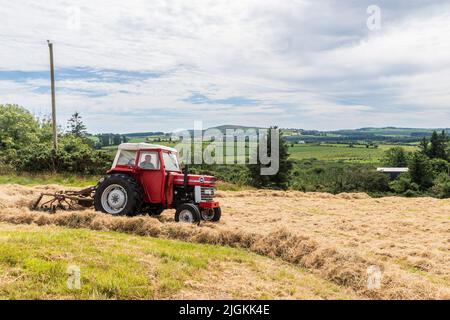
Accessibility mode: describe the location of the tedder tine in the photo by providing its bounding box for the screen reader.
[31,186,96,213]
[32,194,44,210]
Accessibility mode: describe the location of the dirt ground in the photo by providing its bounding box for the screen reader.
[0,184,448,299]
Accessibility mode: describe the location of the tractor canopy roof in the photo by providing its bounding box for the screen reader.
[118,143,177,153]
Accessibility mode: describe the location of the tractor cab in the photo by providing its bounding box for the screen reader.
[111,143,180,172]
[93,143,221,223]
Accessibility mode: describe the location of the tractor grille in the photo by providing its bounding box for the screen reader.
[201,187,215,202]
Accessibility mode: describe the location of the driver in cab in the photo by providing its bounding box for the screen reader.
[140,154,156,169]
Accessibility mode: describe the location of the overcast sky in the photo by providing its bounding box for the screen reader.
[0,0,449,133]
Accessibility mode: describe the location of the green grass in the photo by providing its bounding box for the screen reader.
[0,173,99,187]
[288,144,383,163]
[0,223,249,299]
[288,144,418,163]
[0,223,355,300]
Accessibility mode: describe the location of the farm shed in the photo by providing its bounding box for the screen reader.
[376,167,409,179]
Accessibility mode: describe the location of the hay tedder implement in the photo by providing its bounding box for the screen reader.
[32,186,95,213]
[31,143,221,223]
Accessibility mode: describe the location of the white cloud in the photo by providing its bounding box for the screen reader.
[0,0,449,132]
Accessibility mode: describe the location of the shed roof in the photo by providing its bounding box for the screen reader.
[376,167,409,173]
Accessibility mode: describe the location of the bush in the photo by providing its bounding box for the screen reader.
[382,147,409,167]
[430,158,450,176]
[313,167,325,174]
[286,160,390,194]
[11,136,112,175]
[248,128,293,190]
[389,174,420,194]
[190,164,251,187]
[356,170,390,192]
[432,173,450,198]
[330,168,390,193]
[0,104,40,151]
[408,152,434,189]
[403,189,419,197]
[0,104,114,175]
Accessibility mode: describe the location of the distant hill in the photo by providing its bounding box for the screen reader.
[124,131,165,137]
[207,125,264,132]
[284,127,450,144]
[121,126,449,144]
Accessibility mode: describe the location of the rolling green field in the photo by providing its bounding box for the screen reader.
[288,144,418,163]
[101,140,418,164]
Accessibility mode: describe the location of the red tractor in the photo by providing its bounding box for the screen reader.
[34,143,221,223]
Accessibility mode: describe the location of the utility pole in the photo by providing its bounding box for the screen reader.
[47,40,58,151]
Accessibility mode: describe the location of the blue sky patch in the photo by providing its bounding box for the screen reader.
[0,67,162,84]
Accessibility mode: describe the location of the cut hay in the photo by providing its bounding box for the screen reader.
[0,184,449,299]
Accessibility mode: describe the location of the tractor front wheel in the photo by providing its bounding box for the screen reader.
[94,174,143,216]
[175,203,201,223]
[201,207,221,222]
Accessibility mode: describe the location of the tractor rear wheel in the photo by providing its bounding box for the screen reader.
[175,203,201,223]
[94,174,143,216]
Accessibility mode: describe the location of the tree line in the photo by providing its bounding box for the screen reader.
[1,104,448,198]
[382,130,450,198]
[65,111,129,148]
[0,104,112,174]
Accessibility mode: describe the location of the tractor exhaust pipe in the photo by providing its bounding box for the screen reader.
[183,165,189,190]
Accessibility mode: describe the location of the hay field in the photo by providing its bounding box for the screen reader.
[0,223,356,299]
[0,184,448,299]
[217,190,450,299]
